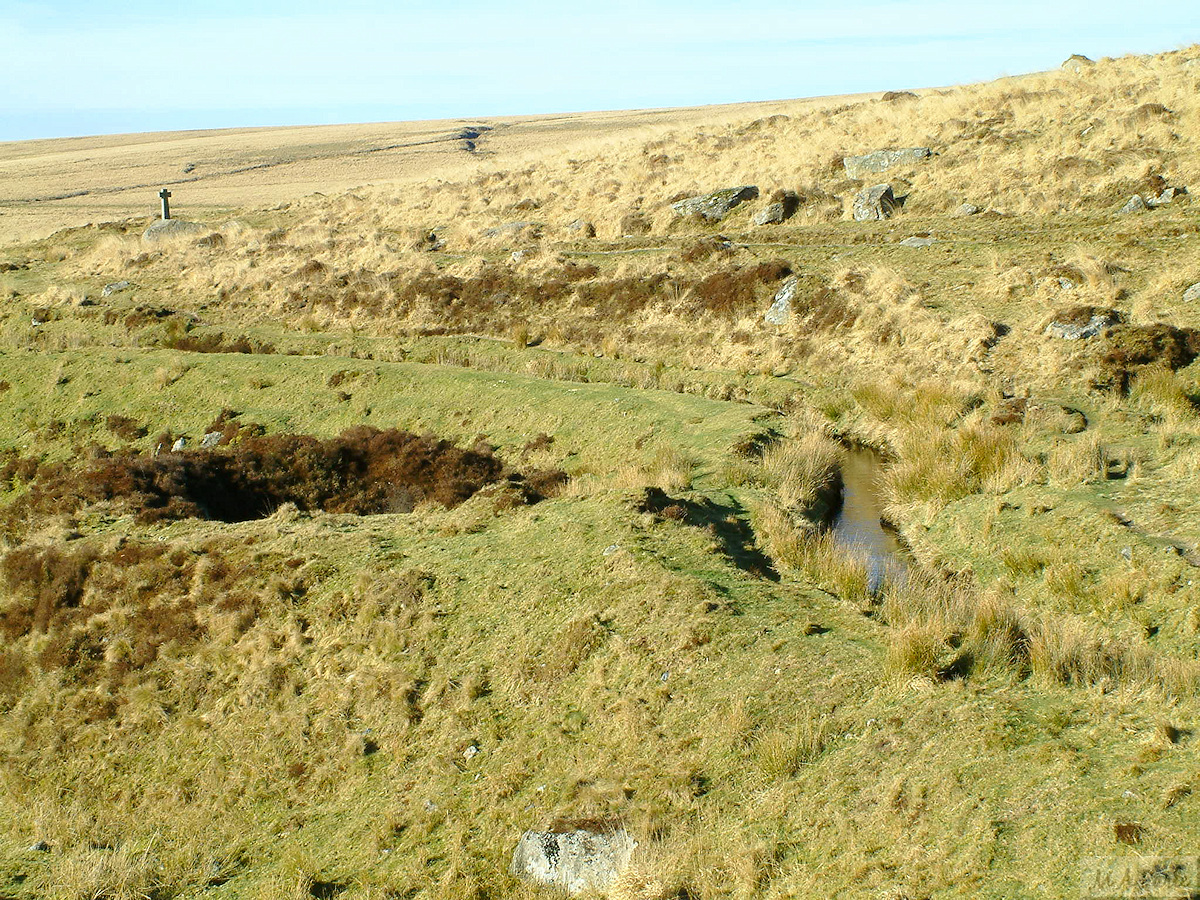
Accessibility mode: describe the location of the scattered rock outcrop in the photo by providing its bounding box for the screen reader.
[510,829,636,895]
[671,186,759,222]
[1118,186,1187,214]
[764,275,799,326]
[842,148,931,180]
[753,203,787,226]
[853,184,897,221]
[1044,306,1124,340]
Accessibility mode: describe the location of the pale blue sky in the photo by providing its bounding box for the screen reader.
[1,0,1197,141]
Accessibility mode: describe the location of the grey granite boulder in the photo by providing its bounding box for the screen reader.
[952,202,981,217]
[764,275,799,326]
[101,280,132,297]
[753,202,787,226]
[1147,186,1186,207]
[752,191,800,226]
[853,184,897,221]
[1044,306,1123,340]
[1183,282,1200,304]
[511,829,636,895]
[842,148,931,180]
[898,236,934,248]
[1117,195,1148,215]
[671,186,758,222]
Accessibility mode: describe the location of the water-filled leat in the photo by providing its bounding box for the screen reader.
[831,447,908,593]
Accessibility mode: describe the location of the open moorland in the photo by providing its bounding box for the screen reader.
[0,47,1199,900]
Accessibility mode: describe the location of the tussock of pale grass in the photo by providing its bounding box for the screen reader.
[612,442,697,492]
[887,622,955,679]
[1026,616,1154,689]
[759,431,843,515]
[1046,433,1108,486]
[46,844,162,900]
[850,377,979,429]
[749,499,871,604]
[753,712,831,778]
[882,421,1030,506]
[880,564,1200,692]
[1130,366,1198,422]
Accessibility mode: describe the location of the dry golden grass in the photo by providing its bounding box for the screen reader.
[759,430,843,516]
[3,43,1200,900]
[0,92,871,244]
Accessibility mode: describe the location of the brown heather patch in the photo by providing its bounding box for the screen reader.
[281,258,791,332]
[0,538,277,689]
[104,414,148,442]
[690,260,792,316]
[5,427,564,528]
[0,544,99,636]
[0,450,41,486]
[1095,324,1200,392]
[158,330,277,355]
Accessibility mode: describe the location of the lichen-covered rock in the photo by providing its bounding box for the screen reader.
[842,148,931,180]
[1147,186,1186,207]
[898,236,934,248]
[1183,282,1200,304]
[671,186,759,222]
[952,202,981,217]
[101,280,132,297]
[852,184,897,221]
[753,202,787,226]
[1044,306,1124,340]
[753,191,800,225]
[1117,195,1148,215]
[510,829,636,895]
[764,275,799,326]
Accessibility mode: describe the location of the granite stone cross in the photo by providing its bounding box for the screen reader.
[159,188,172,220]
